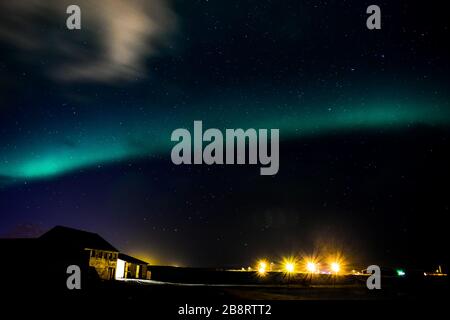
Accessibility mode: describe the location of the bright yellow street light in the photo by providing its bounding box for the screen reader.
[284,262,295,274]
[306,261,317,273]
[331,262,340,273]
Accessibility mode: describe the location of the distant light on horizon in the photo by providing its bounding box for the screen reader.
[331,262,340,273]
[257,260,267,276]
[396,269,406,277]
[285,263,294,273]
[306,261,317,273]
[283,258,296,274]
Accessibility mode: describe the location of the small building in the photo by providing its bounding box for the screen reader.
[0,225,150,287]
[39,226,120,280]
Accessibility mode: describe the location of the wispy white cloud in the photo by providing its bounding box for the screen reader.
[0,0,177,82]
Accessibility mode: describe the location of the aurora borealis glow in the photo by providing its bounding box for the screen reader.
[2,94,449,180]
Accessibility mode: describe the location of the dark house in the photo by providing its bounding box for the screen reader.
[0,226,149,291]
[39,226,120,280]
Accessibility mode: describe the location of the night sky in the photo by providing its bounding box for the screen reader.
[1,1,449,269]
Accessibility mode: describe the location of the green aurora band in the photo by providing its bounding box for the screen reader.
[1,99,449,181]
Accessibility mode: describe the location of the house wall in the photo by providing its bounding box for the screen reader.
[123,262,149,279]
[142,264,151,279]
[87,249,118,280]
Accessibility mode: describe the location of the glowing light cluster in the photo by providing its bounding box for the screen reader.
[255,253,347,275]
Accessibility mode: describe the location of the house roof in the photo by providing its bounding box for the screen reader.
[39,226,119,252]
[118,253,148,265]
